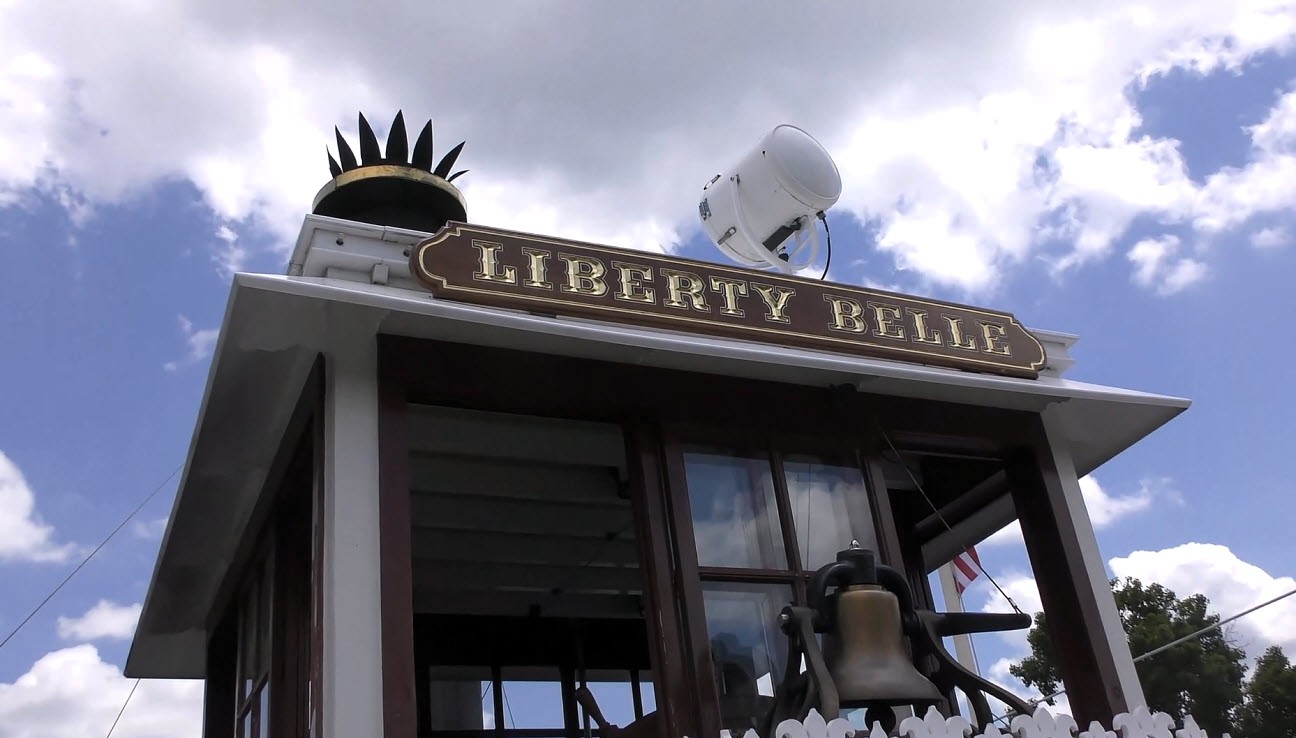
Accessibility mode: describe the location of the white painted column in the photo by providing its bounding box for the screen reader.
[321,308,385,738]
[937,564,979,673]
[1039,403,1146,710]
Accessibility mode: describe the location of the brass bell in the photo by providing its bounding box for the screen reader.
[823,582,944,710]
[811,542,944,722]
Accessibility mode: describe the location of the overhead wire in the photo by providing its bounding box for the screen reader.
[875,422,1023,614]
[0,461,180,736]
[977,583,1296,730]
[0,463,182,652]
[1016,583,1296,714]
[104,678,141,738]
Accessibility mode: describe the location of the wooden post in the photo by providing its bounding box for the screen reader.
[378,338,417,738]
[1005,412,1145,727]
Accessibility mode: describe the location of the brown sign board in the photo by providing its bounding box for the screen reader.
[409,223,1047,378]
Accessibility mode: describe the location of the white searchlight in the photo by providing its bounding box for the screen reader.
[698,124,841,274]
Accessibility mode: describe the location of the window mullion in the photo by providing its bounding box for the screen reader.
[767,445,804,579]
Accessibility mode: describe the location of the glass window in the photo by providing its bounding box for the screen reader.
[783,456,877,571]
[238,586,257,700]
[679,442,880,735]
[500,672,565,729]
[425,676,490,731]
[683,449,786,570]
[582,678,638,727]
[701,582,794,735]
[259,688,271,738]
[235,557,272,738]
[638,675,657,716]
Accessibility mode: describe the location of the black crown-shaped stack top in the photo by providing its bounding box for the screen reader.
[312,111,469,233]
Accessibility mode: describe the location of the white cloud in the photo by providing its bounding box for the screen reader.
[985,656,1074,715]
[213,224,248,276]
[1195,86,1296,234]
[0,2,1293,292]
[1250,225,1290,249]
[984,475,1170,548]
[0,645,201,738]
[56,601,143,642]
[163,315,219,373]
[1109,542,1296,656]
[1127,235,1209,295]
[0,451,77,564]
[980,573,1045,620]
[131,516,168,540]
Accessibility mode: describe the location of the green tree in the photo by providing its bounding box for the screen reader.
[1009,578,1246,737]
[1236,645,1296,738]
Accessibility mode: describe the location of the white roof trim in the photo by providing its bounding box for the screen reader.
[244,271,1187,415]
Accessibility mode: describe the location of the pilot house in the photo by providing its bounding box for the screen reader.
[125,113,1190,738]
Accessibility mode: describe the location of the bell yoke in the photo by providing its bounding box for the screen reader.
[770,542,1035,734]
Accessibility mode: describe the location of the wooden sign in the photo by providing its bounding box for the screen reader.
[409,223,1047,378]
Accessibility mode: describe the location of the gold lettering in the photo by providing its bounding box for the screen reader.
[979,321,1011,356]
[908,309,943,345]
[868,302,905,340]
[709,276,749,317]
[752,284,795,323]
[661,269,709,311]
[558,254,608,296]
[825,295,868,333]
[613,261,655,304]
[944,316,979,351]
[472,240,517,284]
[521,247,552,289]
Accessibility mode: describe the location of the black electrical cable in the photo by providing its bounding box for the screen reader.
[817,212,832,281]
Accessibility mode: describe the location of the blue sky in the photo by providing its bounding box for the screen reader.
[3,3,1296,736]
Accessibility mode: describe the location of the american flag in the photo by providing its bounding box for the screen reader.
[952,546,981,597]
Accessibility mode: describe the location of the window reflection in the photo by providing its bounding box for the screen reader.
[683,450,786,569]
[783,456,877,571]
[701,582,793,735]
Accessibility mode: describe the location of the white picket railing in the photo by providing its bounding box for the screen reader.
[698,706,1230,738]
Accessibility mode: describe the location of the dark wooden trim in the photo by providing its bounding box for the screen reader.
[630,670,644,720]
[492,665,505,738]
[386,338,1038,450]
[271,431,314,738]
[379,337,419,738]
[423,730,591,738]
[659,426,723,738]
[912,470,1008,541]
[310,359,326,738]
[1005,435,1129,727]
[413,615,650,669]
[768,448,805,577]
[696,567,800,583]
[415,661,432,737]
[560,665,580,738]
[862,450,907,570]
[203,608,237,738]
[624,422,695,738]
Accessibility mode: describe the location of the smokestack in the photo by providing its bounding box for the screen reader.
[312,111,468,233]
